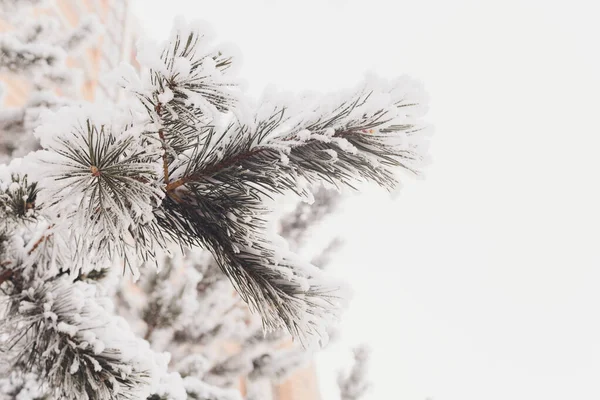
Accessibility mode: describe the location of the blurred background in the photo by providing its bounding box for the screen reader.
[2,1,600,400]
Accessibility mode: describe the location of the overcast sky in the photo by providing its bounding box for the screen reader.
[131,1,600,399]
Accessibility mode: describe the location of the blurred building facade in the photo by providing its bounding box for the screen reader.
[0,1,321,399]
[273,363,322,400]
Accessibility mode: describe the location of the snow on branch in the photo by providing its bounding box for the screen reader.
[0,371,47,400]
[338,345,371,400]
[0,91,71,164]
[0,6,101,165]
[146,373,243,400]
[0,11,438,400]
[31,106,166,274]
[248,347,313,383]
[0,278,167,400]
[152,74,428,342]
[1,16,430,351]
[279,186,341,248]
[59,15,103,54]
[14,16,60,45]
[0,34,65,75]
[183,376,242,400]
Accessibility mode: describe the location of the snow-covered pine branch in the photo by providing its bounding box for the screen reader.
[119,187,349,396]
[147,370,243,400]
[1,13,430,398]
[279,186,341,250]
[0,34,65,75]
[59,15,103,54]
[149,74,428,341]
[0,278,167,399]
[0,371,47,400]
[311,237,345,269]
[248,347,314,383]
[0,91,71,165]
[338,345,371,400]
[3,18,429,341]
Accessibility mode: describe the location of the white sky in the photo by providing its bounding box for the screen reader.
[131,1,600,399]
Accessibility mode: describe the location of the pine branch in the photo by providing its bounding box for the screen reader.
[32,110,165,271]
[0,175,39,219]
[0,14,433,400]
[338,345,371,400]
[311,237,345,269]
[2,17,429,357]
[184,376,242,400]
[155,191,342,343]
[15,16,59,44]
[0,34,64,74]
[58,15,102,54]
[166,148,264,192]
[1,278,159,400]
[77,267,111,282]
[279,187,341,248]
[248,347,312,383]
[150,80,427,340]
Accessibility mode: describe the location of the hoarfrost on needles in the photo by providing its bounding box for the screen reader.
[0,10,430,399]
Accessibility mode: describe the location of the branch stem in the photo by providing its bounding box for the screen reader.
[155,102,171,186]
[0,269,13,285]
[159,128,170,185]
[164,130,355,192]
[166,148,264,191]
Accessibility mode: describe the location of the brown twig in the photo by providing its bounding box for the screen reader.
[144,323,155,341]
[166,148,264,192]
[159,129,170,184]
[0,269,13,285]
[27,225,55,256]
[155,103,171,186]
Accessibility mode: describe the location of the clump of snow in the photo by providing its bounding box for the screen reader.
[57,321,78,337]
[184,376,243,400]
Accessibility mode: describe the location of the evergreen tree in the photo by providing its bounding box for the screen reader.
[0,8,430,400]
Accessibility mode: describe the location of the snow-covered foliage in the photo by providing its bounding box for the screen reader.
[0,34,65,75]
[0,91,72,165]
[0,10,430,400]
[0,372,47,400]
[0,4,100,163]
[338,346,371,400]
[183,376,242,400]
[0,0,48,19]
[0,278,167,400]
[110,186,351,398]
[60,15,104,54]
